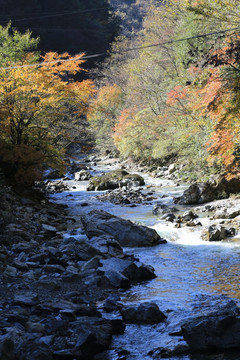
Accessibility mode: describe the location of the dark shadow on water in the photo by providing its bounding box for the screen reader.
[190,350,240,360]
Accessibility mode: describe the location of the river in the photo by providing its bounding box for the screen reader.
[50,158,240,360]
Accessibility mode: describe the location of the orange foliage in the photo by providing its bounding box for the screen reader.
[166,85,188,106]
[0,52,95,185]
[113,107,136,144]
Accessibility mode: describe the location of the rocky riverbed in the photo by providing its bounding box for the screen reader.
[1,156,240,360]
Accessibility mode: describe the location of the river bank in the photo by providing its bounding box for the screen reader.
[1,155,240,359]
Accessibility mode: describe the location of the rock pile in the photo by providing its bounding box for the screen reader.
[96,187,156,205]
[0,186,167,359]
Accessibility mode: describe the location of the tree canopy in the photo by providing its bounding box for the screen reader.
[88,0,240,180]
[0,24,95,185]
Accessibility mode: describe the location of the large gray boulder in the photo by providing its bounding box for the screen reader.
[176,176,240,205]
[201,225,227,242]
[81,210,165,247]
[182,300,240,351]
[87,169,145,191]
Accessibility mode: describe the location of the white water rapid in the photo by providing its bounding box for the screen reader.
[50,159,240,360]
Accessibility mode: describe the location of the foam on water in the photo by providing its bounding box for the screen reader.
[49,160,240,360]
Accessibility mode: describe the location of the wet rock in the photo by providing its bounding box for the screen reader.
[152,204,170,215]
[226,227,237,237]
[94,348,129,360]
[148,344,190,358]
[87,169,145,191]
[87,236,124,258]
[100,258,156,285]
[180,210,198,222]
[100,269,130,288]
[103,294,122,312]
[71,317,113,356]
[121,302,166,324]
[201,225,227,241]
[81,210,164,247]
[161,213,176,222]
[45,180,70,193]
[181,300,240,352]
[175,176,240,205]
[75,169,92,181]
[96,187,156,205]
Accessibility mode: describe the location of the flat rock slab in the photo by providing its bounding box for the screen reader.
[81,209,164,247]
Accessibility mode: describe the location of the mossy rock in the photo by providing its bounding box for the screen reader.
[87,169,145,191]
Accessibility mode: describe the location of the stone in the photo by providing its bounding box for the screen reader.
[121,302,166,324]
[161,213,176,222]
[201,225,227,241]
[4,265,17,277]
[175,176,240,205]
[182,300,240,352]
[75,169,92,181]
[20,341,53,360]
[13,293,38,306]
[180,210,198,222]
[81,256,100,272]
[0,333,15,360]
[100,269,130,288]
[148,344,189,358]
[96,187,156,205]
[42,224,57,232]
[87,169,145,191]
[71,318,113,357]
[81,210,164,247]
[103,294,122,312]
[152,204,170,215]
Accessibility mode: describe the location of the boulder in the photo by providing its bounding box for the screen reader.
[201,225,227,241]
[182,300,240,352]
[152,204,170,215]
[161,213,176,222]
[176,176,240,205]
[88,236,124,258]
[214,207,240,219]
[99,258,156,282]
[179,210,198,222]
[121,302,166,324]
[86,169,145,191]
[75,169,92,181]
[81,210,164,247]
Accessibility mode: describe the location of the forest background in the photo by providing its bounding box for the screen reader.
[0,0,240,185]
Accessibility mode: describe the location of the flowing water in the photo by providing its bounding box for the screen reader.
[51,160,240,360]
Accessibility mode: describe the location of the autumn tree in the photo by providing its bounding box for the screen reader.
[0,25,95,185]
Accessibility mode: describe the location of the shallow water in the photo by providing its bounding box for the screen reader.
[51,162,240,360]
